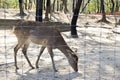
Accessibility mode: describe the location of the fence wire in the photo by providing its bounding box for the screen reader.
[0,8,120,80]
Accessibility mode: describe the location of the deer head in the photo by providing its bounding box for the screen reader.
[67,49,78,72]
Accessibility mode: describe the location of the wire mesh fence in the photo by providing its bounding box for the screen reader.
[0,8,120,80]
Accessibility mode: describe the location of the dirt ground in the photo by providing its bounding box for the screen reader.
[0,9,120,80]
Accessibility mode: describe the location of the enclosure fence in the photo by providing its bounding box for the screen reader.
[0,7,120,80]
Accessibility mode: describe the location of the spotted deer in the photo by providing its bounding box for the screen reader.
[13,21,78,72]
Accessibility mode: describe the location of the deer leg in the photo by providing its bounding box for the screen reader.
[22,42,35,69]
[47,47,57,72]
[36,46,45,68]
[14,42,24,69]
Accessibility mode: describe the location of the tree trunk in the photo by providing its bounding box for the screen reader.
[101,0,106,20]
[28,0,33,10]
[24,0,28,10]
[52,0,56,12]
[19,0,26,16]
[110,0,115,13]
[115,0,119,12]
[45,0,51,21]
[57,0,60,11]
[71,0,83,38]
[97,0,110,23]
[43,0,46,10]
[72,0,75,12]
[63,0,68,13]
[81,0,91,13]
[96,0,100,13]
[60,0,63,11]
[36,0,43,22]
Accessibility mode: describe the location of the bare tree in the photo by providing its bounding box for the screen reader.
[52,0,55,11]
[24,0,33,10]
[110,0,115,13]
[62,0,68,13]
[18,0,26,16]
[36,0,43,21]
[43,0,46,10]
[45,0,51,21]
[71,0,83,38]
[97,0,110,23]
[72,0,76,12]
[81,0,91,13]
[115,0,119,12]
[96,0,100,13]
[51,0,68,13]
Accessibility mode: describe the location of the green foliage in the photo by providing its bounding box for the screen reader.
[0,0,119,13]
[83,0,118,13]
[86,0,97,13]
[0,0,19,8]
